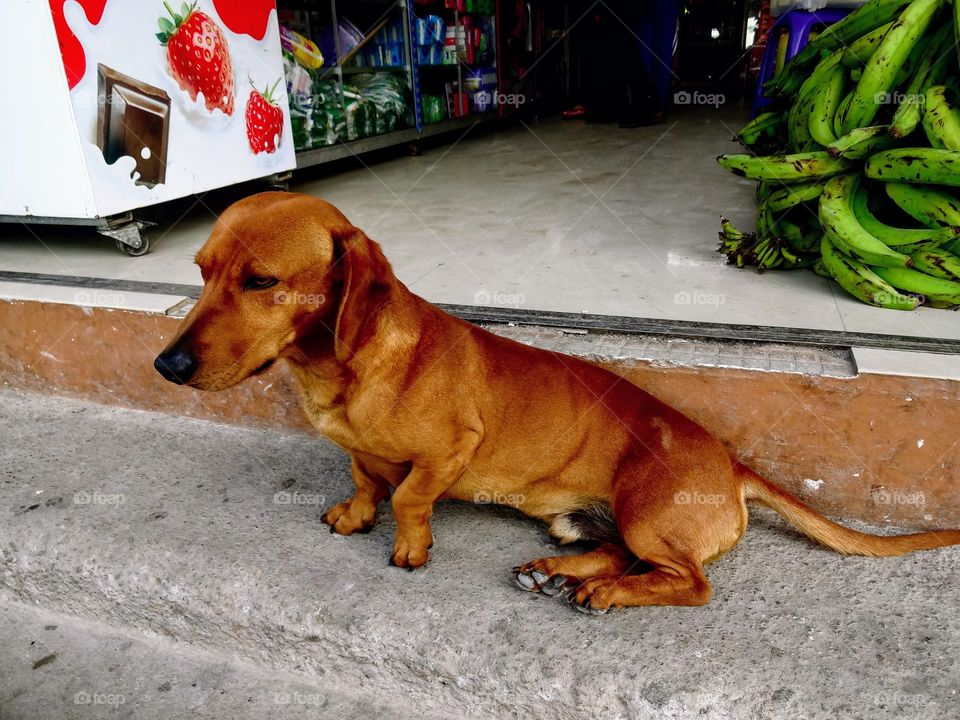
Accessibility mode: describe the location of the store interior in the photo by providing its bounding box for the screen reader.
[2,0,958,379]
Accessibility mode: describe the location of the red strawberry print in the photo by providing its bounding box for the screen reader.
[157,1,234,115]
[245,80,284,154]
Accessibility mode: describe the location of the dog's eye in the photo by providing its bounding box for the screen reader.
[243,275,279,291]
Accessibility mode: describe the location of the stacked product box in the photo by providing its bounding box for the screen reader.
[463,0,495,12]
[351,19,407,68]
[446,84,470,118]
[446,0,495,12]
[445,16,495,65]
[463,67,497,113]
[422,94,446,124]
[414,14,448,65]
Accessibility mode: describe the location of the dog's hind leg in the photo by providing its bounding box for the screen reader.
[565,551,712,614]
[561,441,750,613]
[322,455,391,535]
[513,543,638,597]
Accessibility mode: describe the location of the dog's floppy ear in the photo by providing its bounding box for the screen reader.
[331,226,394,362]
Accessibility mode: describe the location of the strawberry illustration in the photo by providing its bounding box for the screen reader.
[157,2,234,115]
[245,80,284,154]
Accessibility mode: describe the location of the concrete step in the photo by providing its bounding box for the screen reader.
[0,600,431,720]
[1,389,958,720]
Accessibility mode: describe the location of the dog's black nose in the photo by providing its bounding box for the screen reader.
[154,347,198,385]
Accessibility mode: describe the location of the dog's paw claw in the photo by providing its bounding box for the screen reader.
[515,571,537,591]
[540,574,567,597]
[514,570,567,596]
[569,595,608,616]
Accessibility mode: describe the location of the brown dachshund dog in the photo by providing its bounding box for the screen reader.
[155,192,960,613]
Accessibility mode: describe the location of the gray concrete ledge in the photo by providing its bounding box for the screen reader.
[1,390,957,720]
[482,324,855,377]
[0,600,433,720]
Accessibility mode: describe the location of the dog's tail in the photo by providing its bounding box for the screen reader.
[737,465,960,557]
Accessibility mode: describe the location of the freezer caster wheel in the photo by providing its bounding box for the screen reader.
[116,233,150,256]
[266,171,292,191]
[98,220,153,257]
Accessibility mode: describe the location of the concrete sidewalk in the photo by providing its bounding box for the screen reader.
[0,600,431,720]
[0,389,957,719]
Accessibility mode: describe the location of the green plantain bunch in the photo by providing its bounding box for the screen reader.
[716,0,960,310]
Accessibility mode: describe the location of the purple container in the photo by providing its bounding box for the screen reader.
[316,18,365,65]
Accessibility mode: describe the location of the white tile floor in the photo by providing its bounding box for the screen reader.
[0,109,957,377]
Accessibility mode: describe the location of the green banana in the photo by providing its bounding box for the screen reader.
[719,216,745,239]
[765,52,822,100]
[865,148,960,186]
[884,182,960,226]
[813,257,832,278]
[757,238,785,271]
[781,250,817,269]
[756,196,776,239]
[717,152,854,182]
[834,90,854,138]
[780,217,821,253]
[807,0,914,51]
[767,0,915,99]
[910,247,960,280]
[736,111,785,148]
[819,173,912,268]
[788,82,820,151]
[925,128,947,148]
[841,22,894,67]
[786,50,848,150]
[718,217,761,268]
[842,0,945,135]
[943,237,960,255]
[892,22,934,87]
[820,234,918,309]
[719,204,812,272]
[873,265,960,304]
[809,64,847,146]
[922,85,960,150]
[955,0,960,81]
[827,125,897,159]
[890,94,926,138]
[765,181,826,213]
[851,183,960,251]
[889,22,954,138]
[879,227,960,253]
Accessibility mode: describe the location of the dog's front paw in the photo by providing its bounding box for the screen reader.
[389,533,431,570]
[321,499,377,535]
[568,577,613,615]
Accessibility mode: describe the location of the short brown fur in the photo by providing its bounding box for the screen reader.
[156,193,960,612]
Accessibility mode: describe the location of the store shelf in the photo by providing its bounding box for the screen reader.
[280,0,500,172]
[294,127,421,167]
[293,115,492,169]
[419,115,480,137]
[337,65,409,75]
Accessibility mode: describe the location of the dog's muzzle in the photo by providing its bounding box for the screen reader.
[154,346,198,385]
